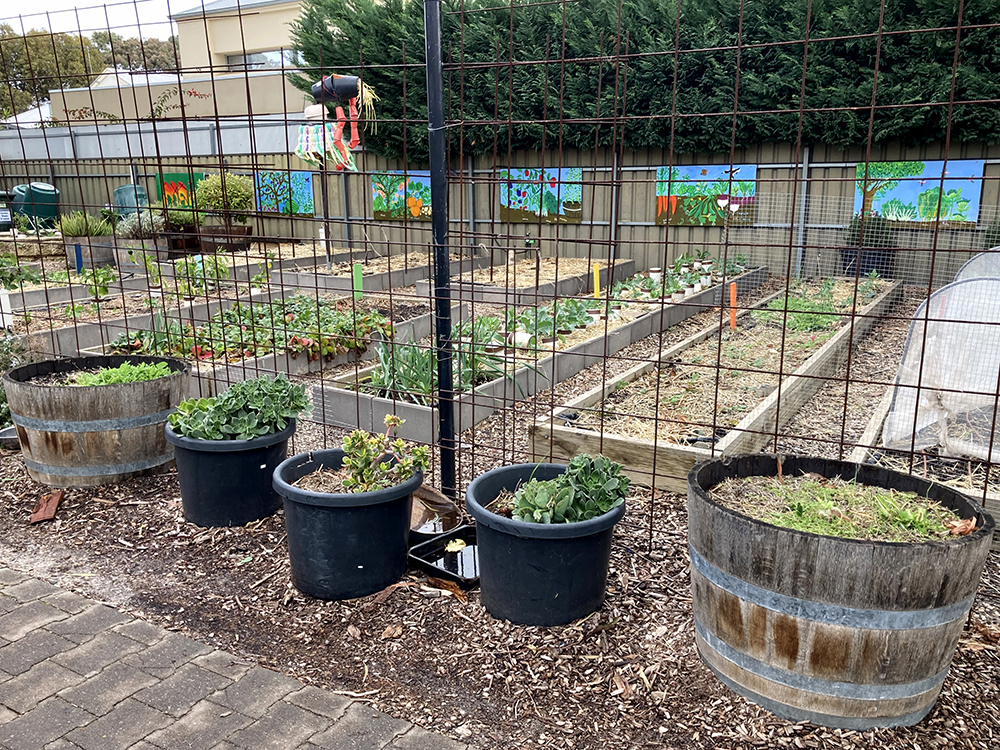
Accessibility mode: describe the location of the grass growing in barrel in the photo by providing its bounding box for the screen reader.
[711,473,973,543]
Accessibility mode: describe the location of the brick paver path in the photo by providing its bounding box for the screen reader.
[0,568,469,750]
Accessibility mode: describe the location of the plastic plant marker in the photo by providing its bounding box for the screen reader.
[75,244,83,274]
[730,282,737,329]
[593,263,600,299]
[353,262,363,300]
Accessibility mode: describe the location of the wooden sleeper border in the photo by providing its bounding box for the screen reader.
[529,280,904,494]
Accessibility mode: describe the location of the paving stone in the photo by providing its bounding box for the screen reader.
[0,629,76,676]
[309,703,410,750]
[66,698,172,750]
[209,666,302,718]
[0,707,14,726]
[3,580,62,604]
[390,726,468,750]
[122,633,211,679]
[58,662,158,716]
[286,686,351,721]
[43,741,83,750]
[0,599,18,618]
[134,663,232,718]
[190,651,253,680]
[0,697,94,750]
[226,698,331,750]
[0,571,28,587]
[54,632,144,678]
[39,593,90,616]
[124,744,160,750]
[0,601,69,641]
[144,700,251,749]
[111,620,164,647]
[0,661,84,714]
[47,605,131,644]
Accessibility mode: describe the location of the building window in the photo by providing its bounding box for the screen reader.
[227,50,296,71]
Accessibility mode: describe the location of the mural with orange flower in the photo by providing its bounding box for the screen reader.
[371,171,432,221]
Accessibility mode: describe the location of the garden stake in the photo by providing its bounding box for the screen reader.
[593,263,600,299]
[730,282,737,329]
[352,262,363,300]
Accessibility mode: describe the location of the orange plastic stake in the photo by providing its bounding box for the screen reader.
[729,282,737,329]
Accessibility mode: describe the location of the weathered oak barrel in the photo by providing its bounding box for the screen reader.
[3,356,191,487]
[687,454,995,729]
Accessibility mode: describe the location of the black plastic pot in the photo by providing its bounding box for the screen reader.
[840,246,896,278]
[165,420,295,527]
[311,75,360,103]
[466,463,626,626]
[273,449,422,600]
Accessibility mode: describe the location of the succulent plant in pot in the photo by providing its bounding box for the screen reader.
[466,453,630,625]
[273,414,430,600]
[165,374,310,527]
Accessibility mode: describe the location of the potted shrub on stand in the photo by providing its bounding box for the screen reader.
[157,202,204,257]
[687,453,995,729]
[165,374,310,527]
[273,414,429,600]
[197,172,254,254]
[465,453,630,625]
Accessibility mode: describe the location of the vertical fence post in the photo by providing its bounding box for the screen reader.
[423,0,457,498]
[793,144,811,278]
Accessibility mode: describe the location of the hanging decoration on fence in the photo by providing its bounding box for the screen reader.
[655,165,757,226]
[853,159,984,227]
[255,171,315,216]
[157,172,206,207]
[371,171,432,221]
[295,99,360,171]
[499,167,583,224]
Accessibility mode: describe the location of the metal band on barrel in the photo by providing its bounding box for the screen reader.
[23,453,174,477]
[12,408,176,433]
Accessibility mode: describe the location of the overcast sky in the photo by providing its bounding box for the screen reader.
[1,0,196,39]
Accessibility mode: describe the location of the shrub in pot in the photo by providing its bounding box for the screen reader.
[116,210,166,271]
[154,201,204,256]
[165,374,310,527]
[58,211,116,268]
[273,414,429,600]
[687,453,995,729]
[466,453,629,626]
[197,172,254,253]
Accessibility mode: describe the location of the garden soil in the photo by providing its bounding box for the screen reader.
[0,282,997,750]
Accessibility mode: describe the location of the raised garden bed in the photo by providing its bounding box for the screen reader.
[311,268,770,442]
[529,278,903,492]
[277,250,494,295]
[414,257,635,304]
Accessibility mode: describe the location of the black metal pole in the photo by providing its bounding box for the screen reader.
[423,0,456,498]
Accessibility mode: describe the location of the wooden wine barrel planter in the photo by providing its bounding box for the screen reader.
[3,356,191,488]
[687,454,995,729]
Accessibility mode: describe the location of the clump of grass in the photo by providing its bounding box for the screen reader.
[712,473,970,543]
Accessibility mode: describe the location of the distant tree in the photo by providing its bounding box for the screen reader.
[0,24,102,114]
[91,32,180,72]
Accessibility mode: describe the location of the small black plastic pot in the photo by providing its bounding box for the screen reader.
[165,420,295,527]
[311,75,360,103]
[466,463,626,626]
[273,449,422,600]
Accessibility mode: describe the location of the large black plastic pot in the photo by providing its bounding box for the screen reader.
[688,454,995,729]
[273,449,422,600]
[165,420,295,527]
[466,463,626,626]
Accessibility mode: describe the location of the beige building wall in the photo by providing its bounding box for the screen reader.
[175,1,303,73]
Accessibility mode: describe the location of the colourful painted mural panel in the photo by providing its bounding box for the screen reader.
[499,167,583,224]
[853,160,984,226]
[371,171,432,221]
[157,172,205,208]
[255,171,315,216]
[654,165,757,226]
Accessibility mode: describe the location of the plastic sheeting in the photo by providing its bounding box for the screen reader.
[882,278,1000,461]
[953,249,1000,282]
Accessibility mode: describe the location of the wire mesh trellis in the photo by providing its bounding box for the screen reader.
[1,0,999,745]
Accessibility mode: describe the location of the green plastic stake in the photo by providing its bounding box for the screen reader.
[352,262,363,300]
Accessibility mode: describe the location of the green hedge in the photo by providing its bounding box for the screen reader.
[290,0,1000,163]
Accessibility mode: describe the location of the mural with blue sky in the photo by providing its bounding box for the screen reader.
[853,160,985,224]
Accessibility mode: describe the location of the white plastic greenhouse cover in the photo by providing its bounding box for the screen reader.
[953,248,1000,282]
[882,278,1000,461]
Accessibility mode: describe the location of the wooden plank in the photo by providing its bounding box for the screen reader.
[718,281,903,454]
[847,384,896,464]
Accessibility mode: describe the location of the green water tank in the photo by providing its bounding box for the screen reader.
[12,182,60,228]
